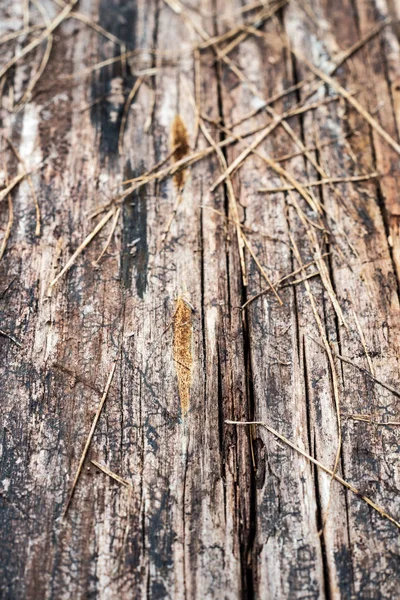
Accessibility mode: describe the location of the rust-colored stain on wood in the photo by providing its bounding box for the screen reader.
[171,114,190,190]
[173,297,193,416]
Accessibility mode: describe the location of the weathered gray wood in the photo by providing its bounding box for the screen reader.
[0,0,399,598]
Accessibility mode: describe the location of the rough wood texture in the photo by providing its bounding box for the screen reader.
[0,0,399,598]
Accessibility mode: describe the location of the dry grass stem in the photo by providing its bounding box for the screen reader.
[0,172,28,204]
[196,0,286,50]
[119,76,145,155]
[94,207,121,265]
[287,188,347,328]
[118,95,344,199]
[210,122,321,214]
[16,34,53,110]
[52,0,127,45]
[308,336,400,398]
[0,0,78,81]
[226,420,400,529]
[50,208,115,287]
[5,136,41,235]
[242,254,329,309]
[0,24,44,46]
[199,120,248,287]
[259,173,379,193]
[91,459,131,488]
[290,232,343,495]
[353,310,375,376]
[294,50,400,157]
[63,361,117,516]
[58,49,139,82]
[342,413,400,426]
[241,233,283,304]
[0,328,21,347]
[0,194,13,261]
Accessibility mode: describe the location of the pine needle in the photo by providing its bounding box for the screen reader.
[63,361,117,517]
[94,207,121,266]
[4,136,41,235]
[226,420,400,529]
[0,0,78,81]
[0,193,13,261]
[308,335,400,398]
[242,254,329,309]
[0,172,28,203]
[353,309,375,376]
[293,49,400,157]
[0,329,21,347]
[118,76,145,155]
[50,208,115,287]
[91,459,131,488]
[259,173,380,193]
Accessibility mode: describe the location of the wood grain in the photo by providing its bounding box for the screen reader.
[0,0,399,598]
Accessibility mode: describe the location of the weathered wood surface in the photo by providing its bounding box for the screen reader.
[0,0,400,598]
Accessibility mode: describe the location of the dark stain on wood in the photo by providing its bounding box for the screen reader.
[121,161,148,296]
[91,0,137,159]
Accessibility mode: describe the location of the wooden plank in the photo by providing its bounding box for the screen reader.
[215,4,327,598]
[287,1,400,597]
[216,0,400,597]
[0,0,399,598]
